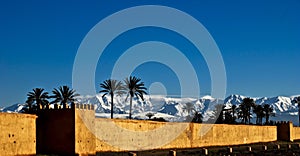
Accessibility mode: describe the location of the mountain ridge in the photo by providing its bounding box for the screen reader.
[2,94,300,123]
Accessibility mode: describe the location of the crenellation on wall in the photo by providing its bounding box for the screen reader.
[276,121,293,141]
[3,107,300,155]
[34,109,294,155]
[74,103,94,110]
[36,105,96,155]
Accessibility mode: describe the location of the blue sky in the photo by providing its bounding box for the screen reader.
[0,1,299,106]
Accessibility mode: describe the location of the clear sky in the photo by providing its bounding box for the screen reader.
[0,0,299,107]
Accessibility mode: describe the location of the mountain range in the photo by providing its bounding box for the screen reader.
[2,94,300,124]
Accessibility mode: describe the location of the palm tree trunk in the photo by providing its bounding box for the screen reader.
[129,96,132,119]
[248,110,250,124]
[111,94,114,119]
[37,100,41,111]
[266,114,269,124]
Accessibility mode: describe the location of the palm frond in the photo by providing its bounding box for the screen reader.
[124,76,147,119]
[50,85,79,106]
[26,88,49,111]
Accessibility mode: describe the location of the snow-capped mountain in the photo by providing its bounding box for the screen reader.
[223,94,298,113]
[2,103,26,113]
[77,94,219,121]
[75,94,300,124]
[224,94,246,105]
[2,94,300,124]
[223,94,300,124]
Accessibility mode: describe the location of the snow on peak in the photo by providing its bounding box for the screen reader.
[224,94,246,105]
[201,95,214,100]
[2,94,300,123]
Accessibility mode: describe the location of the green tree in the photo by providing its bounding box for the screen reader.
[26,88,49,111]
[100,79,125,119]
[124,76,147,119]
[51,86,79,109]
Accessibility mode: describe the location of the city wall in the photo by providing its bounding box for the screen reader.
[2,105,300,155]
[94,118,277,152]
[276,121,300,142]
[293,127,300,141]
[75,106,96,155]
[36,109,75,155]
[37,104,96,155]
[0,113,36,155]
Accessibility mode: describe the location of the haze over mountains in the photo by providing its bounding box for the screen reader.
[2,94,300,124]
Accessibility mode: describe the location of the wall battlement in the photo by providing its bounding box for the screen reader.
[42,102,95,110]
[75,103,95,110]
[276,121,300,142]
[2,108,300,155]
[36,103,96,155]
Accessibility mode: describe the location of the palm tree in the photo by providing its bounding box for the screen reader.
[124,76,147,119]
[21,98,35,114]
[214,104,225,124]
[26,88,49,111]
[231,105,237,121]
[237,104,247,124]
[292,96,300,126]
[253,104,264,125]
[238,98,255,124]
[192,111,203,123]
[100,79,125,119]
[263,104,274,125]
[51,86,79,109]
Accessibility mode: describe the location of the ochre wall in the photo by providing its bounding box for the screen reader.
[293,127,300,140]
[36,107,97,156]
[95,118,170,152]
[0,113,36,155]
[292,126,300,141]
[190,124,276,147]
[94,118,277,152]
[75,109,96,155]
[0,109,294,155]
